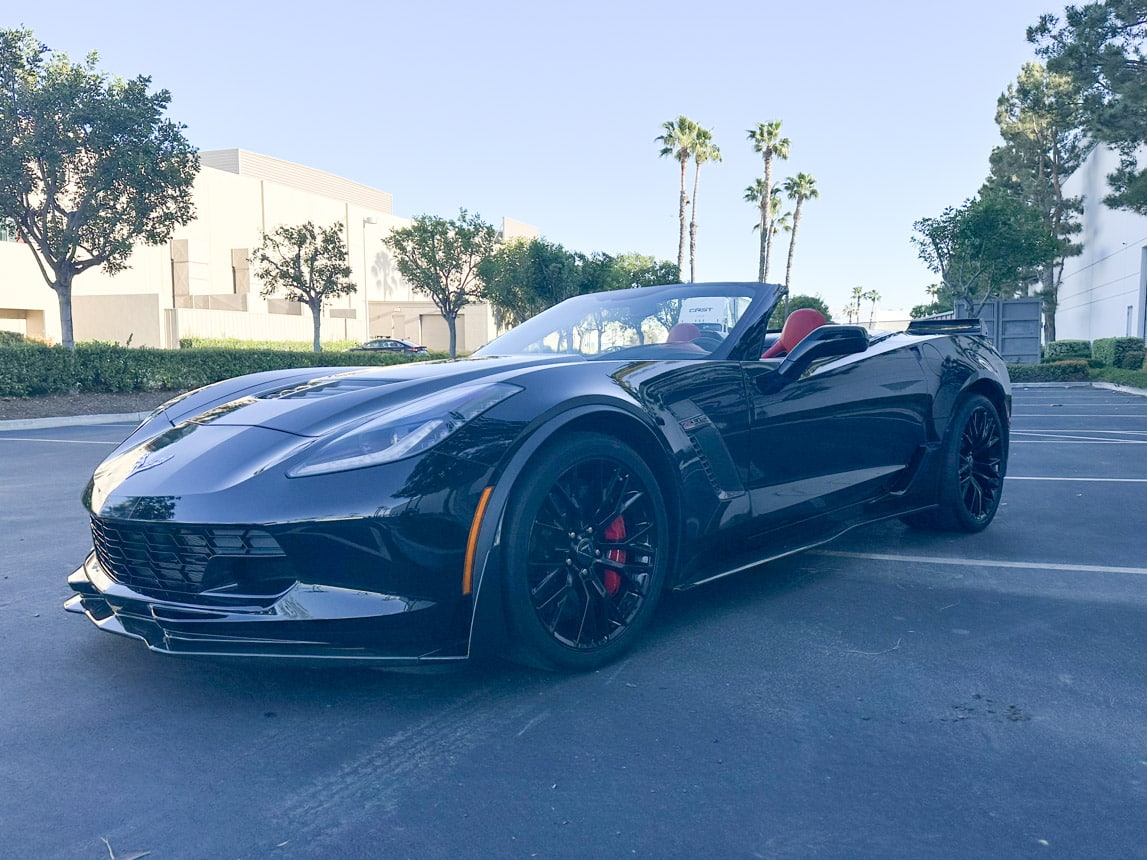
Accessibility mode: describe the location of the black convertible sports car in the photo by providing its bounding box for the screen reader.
[66,282,1010,670]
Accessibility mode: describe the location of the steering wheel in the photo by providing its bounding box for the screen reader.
[691,333,725,352]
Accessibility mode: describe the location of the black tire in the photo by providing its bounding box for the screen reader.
[502,432,669,671]
[906,393,1006,532]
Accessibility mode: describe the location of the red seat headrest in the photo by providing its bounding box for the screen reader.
[761,308,827,359]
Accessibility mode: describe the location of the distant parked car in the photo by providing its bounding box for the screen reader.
[351,337,429,355]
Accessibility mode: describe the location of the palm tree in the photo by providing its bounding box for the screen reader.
[849,286,864,324]
[781,172,819,290]
[743,186,787,282]
[747,121,790,281]
[863,289,881,327]
[688,126,721,282]
[657,116,700,277]
[765,192,788,282]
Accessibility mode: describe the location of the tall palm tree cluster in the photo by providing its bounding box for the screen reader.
[657,117,819,289]
[656,116,721,283]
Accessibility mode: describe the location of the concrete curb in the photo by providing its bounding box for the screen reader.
[0,411,153,431]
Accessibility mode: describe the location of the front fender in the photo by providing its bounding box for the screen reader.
[464,403,677,659]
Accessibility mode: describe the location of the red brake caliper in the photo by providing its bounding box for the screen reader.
[603,516,626,596]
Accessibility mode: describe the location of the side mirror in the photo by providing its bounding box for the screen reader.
[777,325,868,381]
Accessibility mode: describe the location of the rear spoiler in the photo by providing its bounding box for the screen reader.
[905,318,983,336]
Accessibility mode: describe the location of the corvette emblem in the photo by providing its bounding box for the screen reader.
[128,451,174,476]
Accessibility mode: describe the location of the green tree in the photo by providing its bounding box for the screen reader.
[1030,1,1147,212]
[478,239,624,328]
[746,120,790,281]
[478,238,577,328]
[768,293,833,328]
[687,126,721,282]
[985,61,1086,342]
[912,191,1058,315]
[612,252,680,288]
[0,28,198,348]
[781,173,819,290]
[910,284,952,319]
[251,221,355,352]
[383,209,498,357]
[656,116,700,275]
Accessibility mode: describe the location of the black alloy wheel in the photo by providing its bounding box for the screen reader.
[503,433,669,671]
[956,398,1005,524]
[906,393,1006,532]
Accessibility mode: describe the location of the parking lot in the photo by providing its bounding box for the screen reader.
[1,384,1144,859]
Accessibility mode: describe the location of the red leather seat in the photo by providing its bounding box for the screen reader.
[761,308,826,359]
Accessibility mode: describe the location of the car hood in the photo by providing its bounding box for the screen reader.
[158,353,581,438]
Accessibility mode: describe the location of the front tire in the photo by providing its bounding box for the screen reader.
[502,433,669,671]
[908,393,1006,532]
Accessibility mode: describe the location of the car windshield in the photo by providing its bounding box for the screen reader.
[475,282,773,359]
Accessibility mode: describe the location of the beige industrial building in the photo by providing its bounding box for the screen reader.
[0,149,537,351]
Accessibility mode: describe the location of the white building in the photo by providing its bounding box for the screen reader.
[1057,145,1147,342]
[0,149,537,351]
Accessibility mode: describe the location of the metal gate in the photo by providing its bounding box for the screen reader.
[955,298,1042,365]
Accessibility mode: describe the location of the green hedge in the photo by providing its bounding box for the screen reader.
[1007,360,1091,382]
[1092,337,1145,370]
[0,344,432,397]
[179,336,364,352]
[1044,340,1091,361]
[1093,365,1147,389]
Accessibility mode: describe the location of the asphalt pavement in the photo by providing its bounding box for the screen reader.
[1,383,1144,859]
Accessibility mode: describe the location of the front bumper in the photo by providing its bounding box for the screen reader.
[65,551,470,664]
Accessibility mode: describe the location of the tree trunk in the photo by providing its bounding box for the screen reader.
[784,203,803,290]
[310,301,323,352]
[1041,268,1057,343]
[762,155,774,281]
[677,160,688,278]
[689,164,702,283]
[757,198,768,282]
[447,313,458,359]
[54,267,75,349]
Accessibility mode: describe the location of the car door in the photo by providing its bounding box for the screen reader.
[741,336,932,530]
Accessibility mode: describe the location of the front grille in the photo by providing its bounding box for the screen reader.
[91,517,288,598]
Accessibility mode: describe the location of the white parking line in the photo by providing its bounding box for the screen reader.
[1007,476,1147,482]
[1013,415,1147,419]
[1012,429,1147,435]
[815,550,1147,576]
[1012,438,1147,444]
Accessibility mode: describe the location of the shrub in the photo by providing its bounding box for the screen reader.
[1093,365,1147,389]
[0,344,433,397]
[1043,340,1091,361]
[1007,360,1090,382]
[0,331,27,347]
[178,336,363,352]
[1092,337,1145,370]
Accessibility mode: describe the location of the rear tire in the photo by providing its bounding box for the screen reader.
[502,433,669,671]
[906,393,1006,532]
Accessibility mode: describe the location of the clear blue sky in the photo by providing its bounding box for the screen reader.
[26,0,1063,316]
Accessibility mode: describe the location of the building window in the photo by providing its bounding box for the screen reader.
[0,219,19,243]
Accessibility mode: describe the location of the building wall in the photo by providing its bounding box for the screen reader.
[1057,146,1147,341]
[0,149,534,351]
